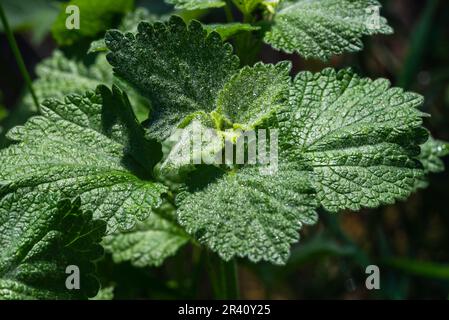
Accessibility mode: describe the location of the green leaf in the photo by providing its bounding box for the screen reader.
[0,197,106,300]
[278,68,428,212]
[105,16,240,139]
[216,61,291,128]
[25,50,150,122]
[415,137,449,189]
[165,0,226,10]
[103,203,189,267]
[160,59,291,176]
[265,0,393,60]
[90,286,114,300]
[419,137,449,174]
[0,86,166,233]
[204,23,260,40]
[177,163,318,265]
[51,0,134,46]
[159,114,224,176]
[25,51,113,111]
[88,39,109,54]
[119,7,164,32]
[88,7,165,54]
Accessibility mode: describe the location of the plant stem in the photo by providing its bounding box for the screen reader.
[206,252,221,298]
[223,258,239,299]
[0,3,39,112]
[206,252,240,299]
[230,2,261,66]
[224,0,235,22]
[189,245,204,297]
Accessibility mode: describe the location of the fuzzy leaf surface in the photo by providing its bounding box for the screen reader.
[103,204,189,267]
[216,61,291,128]
[105,16,240,139]
[419,137,449,174]
[165,0,225,10]
[278,68,427,212]
[177,164,318,265]
[25,51,112,110]
[265,0,393,60]
[415,137,449,189]
[0,86,165,233]
[0,198,105,299]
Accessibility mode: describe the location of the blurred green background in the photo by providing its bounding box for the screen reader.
[0,0,448,299]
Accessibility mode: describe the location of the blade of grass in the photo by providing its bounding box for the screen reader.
[384,258,449,280]
[0,3,39,112]
[397,0,439,89]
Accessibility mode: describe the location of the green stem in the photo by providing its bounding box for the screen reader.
[231,3,261,66]
[206,252,240,299]
[206,253,221,298]
[223,258,239,299]
[224,0,235,22]
[0,3,39,112]
[235,31,262,66]
[189,245,204,297]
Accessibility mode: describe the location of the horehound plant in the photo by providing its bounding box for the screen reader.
[0,0,448,299]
